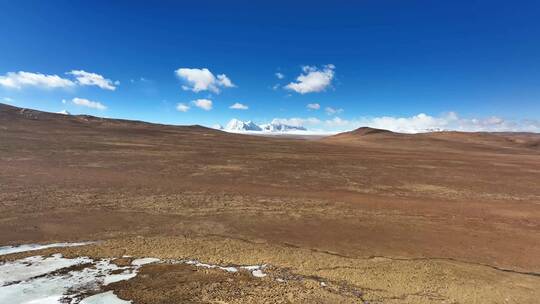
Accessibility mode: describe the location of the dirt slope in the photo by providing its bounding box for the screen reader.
[325,126,540,153]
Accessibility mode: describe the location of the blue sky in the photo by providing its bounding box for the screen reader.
[1,1,539,132]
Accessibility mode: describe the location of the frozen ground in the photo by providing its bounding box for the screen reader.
[0,242,269,304]
[79,291,131,304]
[0,254,138,304]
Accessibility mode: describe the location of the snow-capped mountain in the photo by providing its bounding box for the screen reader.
[57,110,71,115]
[260,119,307,132]
[226,119,262,131]
[225,118,310,133]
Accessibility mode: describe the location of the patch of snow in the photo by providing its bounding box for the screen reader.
[102,269,137,286]
[0,254,92,285]
[26,295,63,304]
[0,241,273,303]
[185,260,238,273]
[0,241,95,256]
[57,110,71,115]
[251,269,266,278]
[184,260,272,276]
[241,264,267,278]
[131,258,160,266]
[241,265,260,271]
[0,255,138,304]
[220,266,238,273]
[80,291,131,304]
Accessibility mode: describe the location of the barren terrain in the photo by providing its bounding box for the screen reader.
[1,103,539,303]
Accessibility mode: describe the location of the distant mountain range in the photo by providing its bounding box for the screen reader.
[224,119,307,133]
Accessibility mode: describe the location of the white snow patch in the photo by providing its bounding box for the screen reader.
[80,291,131,304]
[0,254,92,285]
[185,260,238,273]
[185,260,270,276]
[0,241,273,303]
[251,269,267,278]
[220,266,238,273]
[240,264,267,278]
[0,242,95,256]
[131,258,160,266]
[0,255,138,304]
[102,269,137,286]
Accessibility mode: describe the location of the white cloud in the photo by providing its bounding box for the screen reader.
[324,112,540,133]
[306,103,320,110]
[67,70,118,90]
[191,98,213,111]
[0,70,119,91]
[175,68,235,94]
[325,106,343,115]
[324,116,351,127]
[275,72,285,79]
[71,97,107,110]
[229,102,248,110]
[1,97,14,103]
[266,112,540,133]
[362,113,453,133]
[0,71,75,89]
[271,117,321,127]
[217,74,234,88]
[176,103,190,112]
[285,64,335,94]
[130,77,149,83]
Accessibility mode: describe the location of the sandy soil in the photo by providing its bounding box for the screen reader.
[1,103,539,303]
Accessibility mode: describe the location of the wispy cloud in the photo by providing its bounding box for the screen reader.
[325,113,540,133]
[266,112,540,133]
[0,70,118,91]
[285,64,335,94]
[360,112,530,133]
[176,103,190,112]
[175,68,235,94]
[0,71,75,89]
[191,98,213,111]
[275,72,285,79]
[325,106,343,115]
[67,70,118,90]
[270,117,321,127]
[229,102,248,110]
[306,103,320,110]
[130,77,150,83]
[71,97,107,110]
